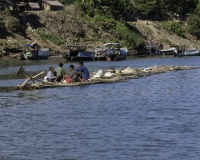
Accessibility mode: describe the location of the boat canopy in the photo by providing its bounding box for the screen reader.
[145,45,155,49]
[24,41,37,47]
[104,43,120,48]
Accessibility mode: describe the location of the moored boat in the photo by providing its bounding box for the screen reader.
[94,43,128,61]
[62,45,95,61]
[62,43,128,61]
[175,48,200,56]
[160,46,178,55]
[20,42,50,60]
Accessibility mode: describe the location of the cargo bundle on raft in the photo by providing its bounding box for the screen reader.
[15,65,198,90]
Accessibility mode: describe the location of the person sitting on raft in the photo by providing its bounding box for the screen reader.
[55,62,65,82]
[69,64,80,82]
[75,61,90,82]
[46,66,57,82]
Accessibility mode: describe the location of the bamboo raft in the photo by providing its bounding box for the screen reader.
[15,65,198,90]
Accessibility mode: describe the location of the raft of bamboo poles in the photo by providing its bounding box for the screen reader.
[15,65,198,90]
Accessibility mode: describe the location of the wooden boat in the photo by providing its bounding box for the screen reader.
[135,44,164,56]
[160,46,178,55]
[62,43,128,61]
[20,42,50,60]
[94,43,128,61]
[175,49,200,56]
[143,45,161,56]
[62,45,95,61]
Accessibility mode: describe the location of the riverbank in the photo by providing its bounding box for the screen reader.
[0,52,64,60]
[0,50,138,61]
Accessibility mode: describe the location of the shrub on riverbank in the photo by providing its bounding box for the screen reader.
[36,28,64,45]
[161,21,185,38]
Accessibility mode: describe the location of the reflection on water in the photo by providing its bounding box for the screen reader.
[1,56,200,159]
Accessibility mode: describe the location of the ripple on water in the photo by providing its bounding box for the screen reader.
[1,58,200,159]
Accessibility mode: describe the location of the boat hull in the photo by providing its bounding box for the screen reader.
[63,56,95,61]
[20,56,49,60]
[20,48,50,60]
[94,47,128,61]
[63,51,95,61]
[160,47,177,55]
[176,49,200,56]
[63,50,127,61]
[95,55,127,61]
[63,55,127,61]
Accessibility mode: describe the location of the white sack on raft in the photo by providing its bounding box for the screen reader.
[44,76,48,82]
[62,80,67,83]
[93,70,104,78]
[104,72,115,77]
[121,67,134,74]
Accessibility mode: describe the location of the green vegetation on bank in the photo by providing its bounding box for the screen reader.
[36,28,64,46]
[70,0,200,48]
[81,13,144,50]
[74,0,144,49]
[0,17,5,36]
[1,8,21,33]
[161,21,185,38]
[1,0,200,51]
[134,0,198,19]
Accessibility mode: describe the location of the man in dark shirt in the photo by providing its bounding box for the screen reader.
[75,61,90,82]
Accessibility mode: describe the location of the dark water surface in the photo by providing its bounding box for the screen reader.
[1,56,200,160]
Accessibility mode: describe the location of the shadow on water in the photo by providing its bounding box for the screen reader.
[0,87,16,92]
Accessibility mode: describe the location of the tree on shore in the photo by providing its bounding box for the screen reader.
[134,0,198,19]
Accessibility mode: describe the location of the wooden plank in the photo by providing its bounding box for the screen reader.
[32,71,45,78]
[15,66,25,76]
[21,77,31,86]
[32,77,52,85]
[21,71,45,86]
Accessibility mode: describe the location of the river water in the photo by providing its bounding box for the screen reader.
[1,56,200,160]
